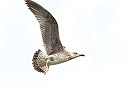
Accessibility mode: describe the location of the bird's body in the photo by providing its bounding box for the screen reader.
[25,0,85,74]
[34,50,73,67]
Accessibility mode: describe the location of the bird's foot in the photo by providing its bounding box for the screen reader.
[42,66,49,75]
[42,60,49,75]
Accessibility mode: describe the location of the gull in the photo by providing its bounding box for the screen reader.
[25,0,85,75]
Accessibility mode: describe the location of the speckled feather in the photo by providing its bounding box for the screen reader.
[25,0,85,74]
[25,0,63,55]
[32,49,44,73]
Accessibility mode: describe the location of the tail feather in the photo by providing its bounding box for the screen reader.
[32,49,44,73]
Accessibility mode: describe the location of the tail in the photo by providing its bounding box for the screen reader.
[32,49,44,73]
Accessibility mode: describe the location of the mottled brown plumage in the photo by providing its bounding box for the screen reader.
[32,49,44,73]
[26,0,63,55]
[25,0,85,74]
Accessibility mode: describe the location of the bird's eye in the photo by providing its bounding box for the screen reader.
[73,52,78,54]
[67,55,70,57]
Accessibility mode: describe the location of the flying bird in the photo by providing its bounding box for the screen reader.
[25,0,85,75]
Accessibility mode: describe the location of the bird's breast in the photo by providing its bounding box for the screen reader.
[48,57,67,65]
[48,54,69,65]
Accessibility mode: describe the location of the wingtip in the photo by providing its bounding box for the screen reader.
[24,0,32,2]
[25,0,31,1]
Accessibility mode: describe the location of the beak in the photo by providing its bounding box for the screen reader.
[79,54,85,56]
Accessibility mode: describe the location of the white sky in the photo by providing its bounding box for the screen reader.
[0,0,130,87]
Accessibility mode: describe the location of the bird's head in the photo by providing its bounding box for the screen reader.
[69,52,85,59]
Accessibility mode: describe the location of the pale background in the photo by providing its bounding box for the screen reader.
[0,0,130,87]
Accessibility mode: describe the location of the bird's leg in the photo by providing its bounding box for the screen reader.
[44,66,49,75]
[42,60,49,75]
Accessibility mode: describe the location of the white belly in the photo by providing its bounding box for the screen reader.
[37,51,69,67]
[48,57,66,65]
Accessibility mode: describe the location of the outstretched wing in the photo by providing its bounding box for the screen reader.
[25,0,64,55]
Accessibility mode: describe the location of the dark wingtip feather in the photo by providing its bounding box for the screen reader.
[25,0,31,2]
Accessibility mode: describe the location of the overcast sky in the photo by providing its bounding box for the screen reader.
[0,0,130,87]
